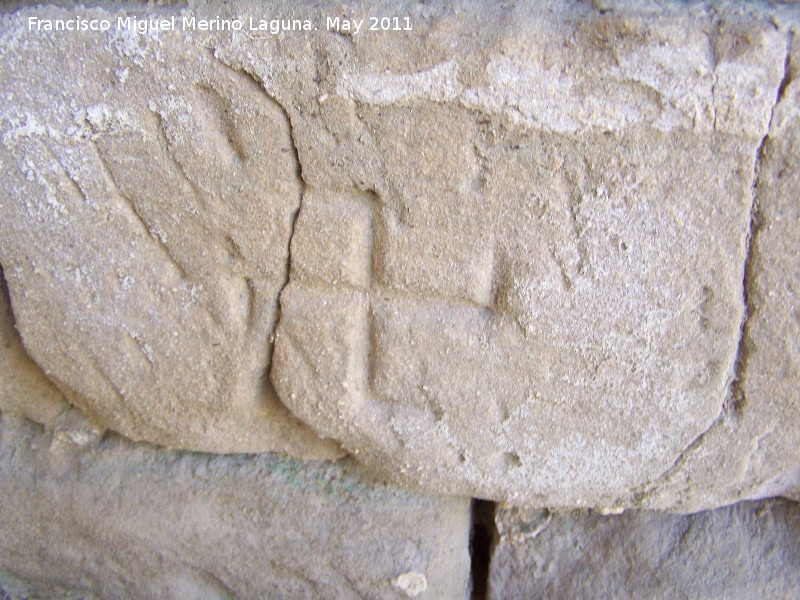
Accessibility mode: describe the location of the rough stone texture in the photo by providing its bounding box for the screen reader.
[0,413,471,599]
[0,5,342,457]
[263,0,795,506]
[632,32,800,512]
[0,266,70,426]
[0,0,799,508]
[489,500,800,599]
[3,265,107,450]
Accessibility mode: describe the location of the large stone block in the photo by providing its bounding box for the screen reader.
[0,413,471,599]
[489,500,800,599]
[0,5,341,457]
[265,0,796,506]
[1,0,799,508]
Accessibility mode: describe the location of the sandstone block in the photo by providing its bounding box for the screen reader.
[266,0,794,506]
[2,0,800,508]
[631,34,800,512]
[0,413,471,599]
[489,500,800,599]
[0,5,341,457]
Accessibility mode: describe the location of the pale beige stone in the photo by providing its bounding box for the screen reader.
[267,2,791,505]
[0,5,342,457]
[0,413,471,599]
[2,266,106,446]
[2,0,800,508]
[632,35,800,512]
[489,500,800,599]
[0,266,69,426]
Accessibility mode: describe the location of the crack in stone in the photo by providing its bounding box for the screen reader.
[705,28,718,132]
[630,35,793,508]
[729,31,792,416]
[256,94,306,393]
[469,499,497,600]
[275,112,307,304]
[208,55,309,410]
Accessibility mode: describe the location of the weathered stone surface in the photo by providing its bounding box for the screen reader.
[3,267,105,450]
[489,500,800,599]
[0,5,342,457]
[0,266,69,426]
[0,413,471,599]
[631,34,800,512]
[1,0,800,508]
[264,0,795,506]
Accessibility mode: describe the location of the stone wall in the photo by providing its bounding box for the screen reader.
[1,0,799,597]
